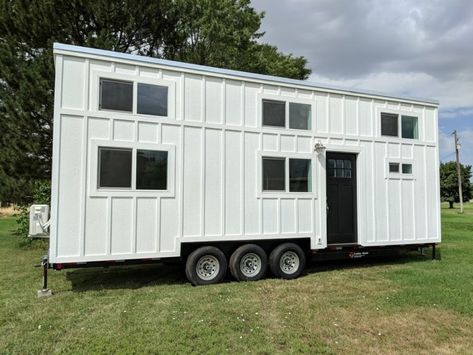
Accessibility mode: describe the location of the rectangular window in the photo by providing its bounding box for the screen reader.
[402,163,413,174]
[137,83,168,116]
[401,115,418,139]
[327,159,352,178]
[262,158,285,191]
[289,103,311,130]
[98,147,132,188]
[99,79,133,112]
[289,159,311,192]
[262,99,285,127]
[136,150,168,190]
[381,112,398,137]
[389,162,400,173]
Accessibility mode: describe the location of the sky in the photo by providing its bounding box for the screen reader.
[252,0,473,167]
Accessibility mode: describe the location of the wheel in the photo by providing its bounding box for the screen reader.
[229,244,267,281]
[269,243,306,279]
[185,246,227,286]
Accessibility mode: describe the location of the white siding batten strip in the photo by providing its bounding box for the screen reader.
[201,127,206,237]
[80,116,89,257]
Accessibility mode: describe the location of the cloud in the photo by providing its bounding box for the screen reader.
[252,0,473,108]
[440,107,473,120]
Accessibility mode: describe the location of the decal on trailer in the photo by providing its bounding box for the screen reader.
[348,251,369,259]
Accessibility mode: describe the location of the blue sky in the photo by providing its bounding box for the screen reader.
[252,0,473,168]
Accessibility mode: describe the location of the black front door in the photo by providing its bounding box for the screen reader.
[326,152,357,244]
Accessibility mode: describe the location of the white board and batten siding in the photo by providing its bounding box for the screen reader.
[50,44,441,264]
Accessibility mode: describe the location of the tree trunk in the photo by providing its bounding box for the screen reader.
[448,201,454,209]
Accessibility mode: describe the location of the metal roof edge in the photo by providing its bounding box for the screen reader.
[53,43,440,106]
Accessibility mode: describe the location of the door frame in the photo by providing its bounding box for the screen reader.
[325,150,359,246]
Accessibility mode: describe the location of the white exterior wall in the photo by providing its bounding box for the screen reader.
[50,47,441,263]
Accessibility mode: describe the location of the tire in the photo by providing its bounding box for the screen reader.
[185,246,227,286]
[269,243,306,279]
[229,244,268,281]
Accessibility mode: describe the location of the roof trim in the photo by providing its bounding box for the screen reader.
[53,43,439,106]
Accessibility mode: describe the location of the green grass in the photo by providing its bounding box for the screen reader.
[1,204,473,354]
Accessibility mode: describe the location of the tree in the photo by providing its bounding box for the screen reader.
[440,161,472,208]
[0,0,311,204]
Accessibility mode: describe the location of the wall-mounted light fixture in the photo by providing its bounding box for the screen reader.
[314,141,326,153]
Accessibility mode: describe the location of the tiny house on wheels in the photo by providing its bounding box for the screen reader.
[32,43,441,287]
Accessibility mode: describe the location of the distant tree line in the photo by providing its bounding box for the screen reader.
[0,0,311,204]
[440,161,472,208]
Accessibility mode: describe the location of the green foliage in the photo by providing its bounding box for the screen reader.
[15,180,51,246]
[440,161,472,208]
[0,0,311,204]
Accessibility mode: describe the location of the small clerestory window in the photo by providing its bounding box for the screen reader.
[137,83,168,116]
[99,78,169,117]
[381,112,419,139]
[99,79,133,112]
[388,162,413,175]
[263,99,311,130]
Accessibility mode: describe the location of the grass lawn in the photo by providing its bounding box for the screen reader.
[1,204,472,354]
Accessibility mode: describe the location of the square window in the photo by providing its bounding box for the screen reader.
[99,79,133,112]
[290,159,311,192]
[327,159,335,177]
[402,163,413,174]
[98,147,132,188]
[381,112,398,137]
[289,103,311,130]
[263,100,285,127]
[389,162,400,173]
[137,83,168,116]
[136,150,168,190]
[262,158,285,191]
[401,116,418,139]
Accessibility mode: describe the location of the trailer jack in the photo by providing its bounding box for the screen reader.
[37,255,52,297]
[432,243,441,261]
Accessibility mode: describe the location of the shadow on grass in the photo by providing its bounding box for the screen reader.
[65,261,187,292]
[305,250,434,275]
[65,250,434,292]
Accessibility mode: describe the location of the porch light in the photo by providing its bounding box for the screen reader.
[314,141,326,153]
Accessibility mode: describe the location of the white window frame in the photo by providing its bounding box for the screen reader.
[378,107,420,141]
[89,139,176,197]
[91,70,176,120]
[99,78,134,113]
[97,146,133,189]
[257,151,317,198]
[385,158,415,180]
[258,93,315,132]
[400,115,419,140]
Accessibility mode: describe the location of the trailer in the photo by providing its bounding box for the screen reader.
[34,43,441,287]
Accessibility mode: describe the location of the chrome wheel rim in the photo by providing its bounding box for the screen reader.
[279,251,299,275]
[196,255,220,280]
[239,253,262,277]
